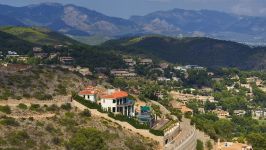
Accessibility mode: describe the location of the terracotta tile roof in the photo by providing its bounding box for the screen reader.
[79,89,96,95]
[100,91,128,99]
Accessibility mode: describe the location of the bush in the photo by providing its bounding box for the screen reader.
[66,128,107,150]
[46,104,59,111]
[55,84,67,95]
[108,113,149,129]
[45,124,57,133]
[61,103,72,111]
[7,130,35,148]
[52,137,61,145]
[17,103,28,110]
[0,117,19,126]
[125,137,146,150]
[29,104,41,111]
[80,109,91,117]
[73,95,103,112]
[149,129,164,136]
[0,105,11,114]
[196,139,204,150]
[33,92,52,100]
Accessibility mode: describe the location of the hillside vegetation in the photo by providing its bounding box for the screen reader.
[0,26,125,69]
[0,66,88,100]
[0,31,35,53]
[0,105,157,149]
[103,36,266,70]
[0,26,78,46]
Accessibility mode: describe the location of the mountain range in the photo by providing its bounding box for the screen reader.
[0,3,266,45]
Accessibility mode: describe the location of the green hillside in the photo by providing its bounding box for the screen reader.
[0,26,79,46]
[0,30,35,54]
[103,36,266,70]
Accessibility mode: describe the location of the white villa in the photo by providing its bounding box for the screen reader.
[100,89,135,117]
[79,86,97,102]
[79,87,135,117]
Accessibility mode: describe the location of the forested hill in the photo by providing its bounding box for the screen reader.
[0,30,35,54]
[0,26,79,46]
[0,26,125,69]
[103,36,266,70]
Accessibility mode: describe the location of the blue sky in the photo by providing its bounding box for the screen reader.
[1,0,266,18]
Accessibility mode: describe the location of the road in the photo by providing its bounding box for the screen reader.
[165,117,197,150]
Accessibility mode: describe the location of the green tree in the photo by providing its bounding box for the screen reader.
[196,139,204,150]
[0,105,11,114]
[66,128,107,150]
[206,140,213,150]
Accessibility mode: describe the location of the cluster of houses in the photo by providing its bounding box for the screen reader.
[33,47,75,65]
[0,46,75,66]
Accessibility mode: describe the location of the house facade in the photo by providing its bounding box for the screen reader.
[100,89,135,117]
[79,87,135,117]
[78,86,97,102]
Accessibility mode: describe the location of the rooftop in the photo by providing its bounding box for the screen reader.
[100,90,128,99]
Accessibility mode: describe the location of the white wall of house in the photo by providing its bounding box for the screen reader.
[100,98,135,116]
[80,94,96,102]
[101,98,117,111]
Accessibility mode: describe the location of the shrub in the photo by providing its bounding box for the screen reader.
[149,129,164,136]
[46,104,59,112]
[0,105,11,114]
[52,137,61,145]
[45,124,56,133]
[55,84,67,95]
[7,130,35,148]
[73,95,103,112]
[125,137,146,150]
[196,139,204,150]
[0,117,19,126]
[108,113,149,129]
[66,128,107,150]
[80,109,91,117]
[29,104,41,112]
[61,103,72,111]
[17,103,28,110]
[33,92,52,100]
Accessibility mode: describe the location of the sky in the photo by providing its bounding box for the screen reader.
[0,0,266,18]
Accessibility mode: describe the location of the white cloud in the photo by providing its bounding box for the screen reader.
[231,0,266,16]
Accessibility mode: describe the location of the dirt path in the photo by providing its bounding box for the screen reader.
[71,100,164,149]
[0,96,71,107]
[7,113,55,120]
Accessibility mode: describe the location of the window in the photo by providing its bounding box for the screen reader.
[113,100,116,103]
[112,107,116,112]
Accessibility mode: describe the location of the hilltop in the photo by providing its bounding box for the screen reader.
[0,26,125,69]
[103,36,266,70]
[0,30,34,54]
[0,26,79,46]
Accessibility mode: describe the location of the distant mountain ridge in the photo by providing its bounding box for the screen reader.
[102,36,266,70]
[0,3,139,36]
[0,3,266,44]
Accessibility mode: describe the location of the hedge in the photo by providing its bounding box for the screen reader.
[73,95,104,113]
[108,113,149,129]
[149,129,164,136]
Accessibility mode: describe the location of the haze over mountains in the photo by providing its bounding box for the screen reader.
[0,2,266,45]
